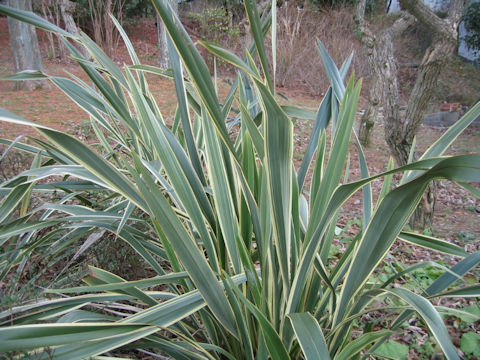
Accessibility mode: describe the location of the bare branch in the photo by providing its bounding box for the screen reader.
[447,0,466,22]
[446,0,467,36]
[399,0,456,39]
[390,11,415,36]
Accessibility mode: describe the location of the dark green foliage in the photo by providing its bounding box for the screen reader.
[463,2,480,55]
[188,7,240,44]
[309,0,355,9]
[460,332,480,358]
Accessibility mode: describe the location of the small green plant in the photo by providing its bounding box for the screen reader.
[458,231,475,242]
[373,340,409,359]
[188,7,240,45]
[411,262,445,288]
[188,7,240,71]
[0,1,479,359]
[460,332,480,358]
[410,335,444,359]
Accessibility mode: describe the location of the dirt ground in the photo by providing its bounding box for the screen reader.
[0,16,478,257]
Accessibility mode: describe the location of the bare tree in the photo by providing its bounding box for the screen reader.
[87,0,124,58]
[389,0,465,165]
[356,0,466,229]
[157,0,178,68]
[7,0,49,90]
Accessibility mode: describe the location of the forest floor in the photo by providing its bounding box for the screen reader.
[0,14,479,358]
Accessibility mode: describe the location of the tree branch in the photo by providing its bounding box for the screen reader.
[399,0,456,39]
[390,11,415,36]
[447,0,466,22]
[399,0,449,36]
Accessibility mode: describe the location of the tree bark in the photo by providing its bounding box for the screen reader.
[59,0,89,59]
[355,0,413,146]
[157,0,178,68]
[7,0,49,90]
[40,0,57,60]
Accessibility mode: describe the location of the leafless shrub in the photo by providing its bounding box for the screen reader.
[87,0,124,58]
[275,4,367,95]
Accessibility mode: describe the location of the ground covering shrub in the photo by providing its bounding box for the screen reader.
[0,0,479,358]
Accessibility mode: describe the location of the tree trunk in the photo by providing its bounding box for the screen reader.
[386,0,464,229]
[7,0,49,90]
[386,38,457,165]
[157,0,178,68]
[355,0,377,146]
[355,0,412,147]
[59,0,89,59]
[357,31,393,147]
[40,0,57,60]
[52,0,68,62]
[385,38,456,230]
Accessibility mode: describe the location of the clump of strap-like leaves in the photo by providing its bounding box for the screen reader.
[0,1,479,359]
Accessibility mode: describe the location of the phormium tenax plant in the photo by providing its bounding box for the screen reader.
[0,0,479,359]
